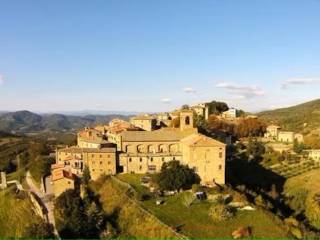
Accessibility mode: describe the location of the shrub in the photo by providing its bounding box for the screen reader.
[305,193,320,230]
[209,203,236,221]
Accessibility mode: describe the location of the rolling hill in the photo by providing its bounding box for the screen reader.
[258,99,320,147]
[0,110,129,133]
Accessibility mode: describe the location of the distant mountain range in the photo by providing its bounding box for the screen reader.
[0,110,129,134]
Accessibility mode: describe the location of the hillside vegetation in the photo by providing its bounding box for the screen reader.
[89,176,180,238]
[0,111,128,133]
[117,174,289,238]
[284,169,320,230]
[0,187,42,237]
[258,99,320,147]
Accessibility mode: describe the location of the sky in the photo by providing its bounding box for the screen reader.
[1,0,320,113]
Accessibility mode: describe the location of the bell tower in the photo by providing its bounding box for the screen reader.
[180,110,194,131]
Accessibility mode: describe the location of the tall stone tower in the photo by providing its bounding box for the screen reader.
[180,110,194,131]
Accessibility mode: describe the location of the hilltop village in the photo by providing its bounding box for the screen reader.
[2,100,320,238]
[50,102,313,197]
[52,107,227,196]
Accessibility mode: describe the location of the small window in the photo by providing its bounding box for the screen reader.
[150,157,153,162]
[108,154,110,158]
[162,157,165,162]
[139,165,142,170]
[219,152,223,158]
[92,169,95,172]
[108,161,111,165]
[100,155,102,158]
[92,154,94,157]
[173,157,175,161]
[219,165,222,170]
[129,158,132,162]
[100,161,102,165]
[68,181,71,184]
[140,158,143,162]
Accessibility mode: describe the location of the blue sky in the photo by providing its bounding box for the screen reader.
[1,0,320,113]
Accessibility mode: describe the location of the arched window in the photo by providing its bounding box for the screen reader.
[185,116,190,125]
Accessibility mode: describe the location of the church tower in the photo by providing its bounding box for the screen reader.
[180,110,194,131]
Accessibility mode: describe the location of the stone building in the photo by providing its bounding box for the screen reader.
[53,109,226,193]
[77,128,109,148]
[130,115,157,131]
[278,131,304,143]
[56,146,117,180]
[265,125,281,139]
[308,149,320,161]
[51,164,78,197]
[265,125,304,143]
[191,103,210,120]
[221,108,238,119]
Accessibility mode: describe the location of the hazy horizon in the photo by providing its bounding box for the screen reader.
[1,0,320,112]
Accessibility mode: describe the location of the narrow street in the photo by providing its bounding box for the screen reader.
[26,171,59,237]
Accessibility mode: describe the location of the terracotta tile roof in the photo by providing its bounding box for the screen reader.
[120,128,198,142]
[180,133,225,147]
[131,115,156,120]
[58,146,116,153]
[51,163,65,170]
[52,169,76,181]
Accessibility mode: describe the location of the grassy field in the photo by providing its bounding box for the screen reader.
[0,187,40,237]
[117,173,289,238]
[284,169,320,230]
[89,176,180,238]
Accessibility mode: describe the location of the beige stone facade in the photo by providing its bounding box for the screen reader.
[265,125,304,143]
[265,125,281,139]
[308,149,320,161]
[56,146,117,180]
[130,115,157,131]
[53,110,226,189]
[51,165,77,197]
[221,108,238,119]
[118,127,226,185]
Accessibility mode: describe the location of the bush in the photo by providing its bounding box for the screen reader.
[134,191,151,201]
[305,193,320,230]
[209,203,236,221]
[156,161,200,191]
[285,188,308,214]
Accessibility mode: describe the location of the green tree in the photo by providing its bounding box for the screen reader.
[82,166,91,185]
[54,189,88,238]
[181,104,190,110]
[293,139,305,154]
[86,202,105,236]
[23,221,55,238]
[206,101,229,115]
[29,156,55,182]
[156,160,200,191]
[246,138,265,162]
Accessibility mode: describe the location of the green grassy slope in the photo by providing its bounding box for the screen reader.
[258,99,320,134]
[117,174,289,238]
[0,188,41,237]
[284,169,320,230]
[89,176,180,238]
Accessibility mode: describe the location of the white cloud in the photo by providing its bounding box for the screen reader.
[281,77,320,89]
[183,87,196,93]
[215,81,265,99]
[161,98,171,103]
[0,75,4,85]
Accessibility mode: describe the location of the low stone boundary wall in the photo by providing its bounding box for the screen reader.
[28,191,49,222]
